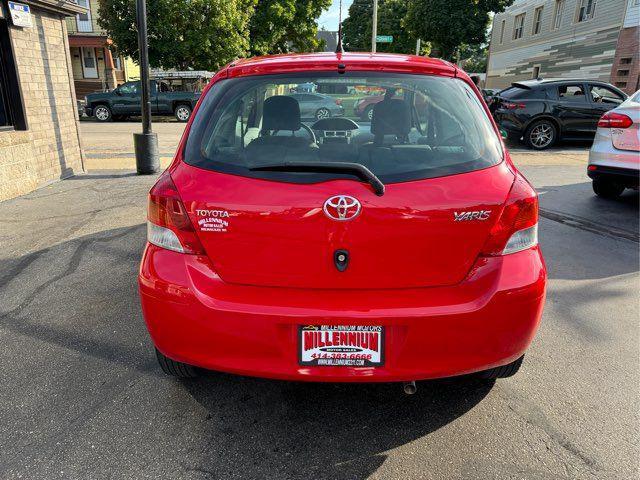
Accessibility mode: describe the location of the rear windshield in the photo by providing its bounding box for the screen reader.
[184,72,502,184]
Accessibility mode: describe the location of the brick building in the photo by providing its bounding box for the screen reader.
[0,0,85,201]
[610,0,640,92]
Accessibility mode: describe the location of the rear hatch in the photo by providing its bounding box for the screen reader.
[173,162,514,289]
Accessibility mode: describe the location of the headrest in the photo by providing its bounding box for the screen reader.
[262,95,301,131]
[371,99,411,137]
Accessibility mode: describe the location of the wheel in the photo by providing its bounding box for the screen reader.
[315,107,331,120]
[524,120,556,150]
[174,104,192,122]
[479,355,524,379]
[155,349,198,378]
[363,105,374,121]
[592,178,624,199]
[93,105,112,122]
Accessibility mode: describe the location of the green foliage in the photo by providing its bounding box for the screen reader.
[341,0,416,54]
[98,0,330,70]
[405,0,513,61]
[249,0,331,56]
[458,43,488,73]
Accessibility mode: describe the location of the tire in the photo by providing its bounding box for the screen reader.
[524,119,557,150]
[592,178,624,199]
[155,349,198,378]
[315,107,331,120]
[93,104,112,122]
[174,104,192,122]
[480,355,524,379]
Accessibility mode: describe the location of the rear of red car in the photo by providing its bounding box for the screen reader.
[138,53,546,382]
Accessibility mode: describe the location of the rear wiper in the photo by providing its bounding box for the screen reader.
[250,161,385,196]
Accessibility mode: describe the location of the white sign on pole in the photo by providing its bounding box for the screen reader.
[8,2,32,28]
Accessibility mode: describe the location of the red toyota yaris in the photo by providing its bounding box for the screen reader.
[139,53,546,386]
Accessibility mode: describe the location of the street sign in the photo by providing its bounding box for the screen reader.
[376,35,393,43]
[8,2,32,28]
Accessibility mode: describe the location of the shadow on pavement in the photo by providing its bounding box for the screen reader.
[183,373,494,479]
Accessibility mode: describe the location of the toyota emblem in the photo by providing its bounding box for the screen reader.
[323,195,361,221]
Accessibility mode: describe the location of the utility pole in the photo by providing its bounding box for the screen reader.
[371,0,378,53]
[415,38,421,56]
[133,0,159,174]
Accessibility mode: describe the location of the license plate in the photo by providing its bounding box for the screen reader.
[298,325,384,367]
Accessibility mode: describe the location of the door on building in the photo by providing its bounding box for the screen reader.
[75,0,93,32]
[81,47,98,79]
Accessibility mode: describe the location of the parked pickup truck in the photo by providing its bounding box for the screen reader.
[84,80,201,122]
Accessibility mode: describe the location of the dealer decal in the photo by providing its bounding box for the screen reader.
[299,325,384,367]
[196,209,230,232]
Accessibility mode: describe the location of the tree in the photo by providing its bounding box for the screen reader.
[458,43,488,73]
[341,0,415,54]
[98,0,255,71]
[405,0,513,61]
[98,0,330,71]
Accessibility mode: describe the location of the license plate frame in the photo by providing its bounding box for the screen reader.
[298,325,385,367]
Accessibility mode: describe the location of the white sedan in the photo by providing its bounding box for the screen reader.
[588,90,640,198]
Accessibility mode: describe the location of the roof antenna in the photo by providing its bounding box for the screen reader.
[335,0,344,53]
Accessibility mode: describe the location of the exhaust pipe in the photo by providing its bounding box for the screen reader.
[403,381,417,395]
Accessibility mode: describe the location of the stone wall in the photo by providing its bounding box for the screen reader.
[0,7,84,201]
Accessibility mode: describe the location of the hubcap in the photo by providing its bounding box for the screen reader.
[530,123,553,148]
[316,109,329,119]
[177,107,190,120]
[367,109,374,120]
[95,107,109,120]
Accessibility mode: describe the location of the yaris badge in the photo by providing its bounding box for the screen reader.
[323,195,361,221]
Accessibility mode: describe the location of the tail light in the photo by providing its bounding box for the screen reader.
[335,98,342,106]
[481,175,539,256]
[503,101,526,110]
[147,171,205,254]
[597,111,633,128]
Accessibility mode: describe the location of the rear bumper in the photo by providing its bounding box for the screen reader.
[138,244,546,382]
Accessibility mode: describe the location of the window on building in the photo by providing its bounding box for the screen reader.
[0,44,10,128]
[553,0,565,29]
[615,82,627,89]
[577,0,596,22]
[619,57,632,65]
[513,13,526,40]
[0,19,26,130]
[617,69,630,76]
[558,84,587,102]
[532,66,541,79]
[533,7,544,34]
[499,19,506,44]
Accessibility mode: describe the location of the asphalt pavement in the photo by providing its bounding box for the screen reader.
[0,125,637,479]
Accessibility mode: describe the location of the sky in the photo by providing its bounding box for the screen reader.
[317,0,353,31]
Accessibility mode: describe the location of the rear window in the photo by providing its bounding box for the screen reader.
[184,72,503,184]
[500,86,545,100]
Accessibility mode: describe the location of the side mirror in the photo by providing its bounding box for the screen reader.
[500,128,508,140]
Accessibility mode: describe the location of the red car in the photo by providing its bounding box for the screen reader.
[139,53,546,389]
